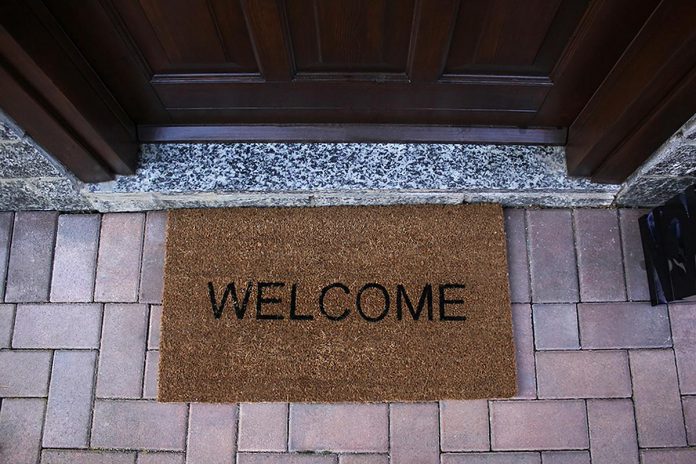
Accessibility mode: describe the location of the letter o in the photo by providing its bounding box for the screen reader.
[356,283,390,322]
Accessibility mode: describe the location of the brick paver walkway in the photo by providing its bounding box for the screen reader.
[0,208,695,464]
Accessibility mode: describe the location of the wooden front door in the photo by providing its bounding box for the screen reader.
[1,0,695,183]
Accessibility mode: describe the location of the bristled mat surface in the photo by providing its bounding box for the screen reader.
[159,204,516,402]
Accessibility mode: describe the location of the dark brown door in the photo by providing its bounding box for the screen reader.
[1,0,694,183]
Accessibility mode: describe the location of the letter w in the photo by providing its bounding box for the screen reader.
[208,281,253,319]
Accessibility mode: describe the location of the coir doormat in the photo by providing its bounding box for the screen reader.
[159,204,516,402]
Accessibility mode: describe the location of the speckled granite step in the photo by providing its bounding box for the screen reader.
[83,143,619,211]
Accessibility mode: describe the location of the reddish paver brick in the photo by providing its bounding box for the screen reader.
[390,403,439,464]
[683,396,696,445]
[137,453,185,464]
[440,400,489,451]
[505,208,530,303]
[5,211,57,302]
[96,304,148,398]
[532,304,579,350]
[527,209,578,303]
[490,400,588,451]
[574,209,625,302]
[91,400,188,451]
[186,403,237,464]
[578,302,671,349]
[0,398,46,464]
[512,304,536,398]
[44,350,97,448]
[238,402,288,452]
[541,451,590,464]
[640,449,696,464]
[94,213,145,302]
[13,303,102,348]
[139,211,167,303]
[536,351,631,399]
[629,349,687,447]
[338,455,388,464]
[587,399,638,464]
[0,212,12,299]
[669,303,696,394]
[237,454,337,464]
[290,404,388,453]
[148,305,162,350]
[442,452,541,464]
[0,303,14,347]
[41,450,137,464]
[143,350,159,399]
[0,350,52,397]
[50,214,100,302]
[619,209,650,301]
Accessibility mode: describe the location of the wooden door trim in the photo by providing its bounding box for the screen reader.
[138,124,566,145]
[0,0,139,182]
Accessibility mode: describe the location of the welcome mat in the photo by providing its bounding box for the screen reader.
[159,204,516,402]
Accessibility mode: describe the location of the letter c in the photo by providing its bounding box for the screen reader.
[319,283,351,321]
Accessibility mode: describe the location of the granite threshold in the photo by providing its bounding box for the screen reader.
[82,189,619,212]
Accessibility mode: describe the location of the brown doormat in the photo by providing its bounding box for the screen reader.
[159,204,516,402]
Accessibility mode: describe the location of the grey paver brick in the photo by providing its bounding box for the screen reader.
[51,214,100,302]
[5,211,57,302]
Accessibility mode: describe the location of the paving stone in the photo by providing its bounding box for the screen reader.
[527,209,578,303]
[186,403,237,464]
[541,451,590,464]
[42,450,137,464]
[0,303,14,347]
[50,214,100,302]
[490,400,588,450]
[5,211,57,302]
[137,453,185,464]
[238,402,288,452]
[390,403,439,464]
[578,302,671,349]
[237,454,337,464]
[536,351,631,398]
[505,208,530,303]
[512,304,536,398]
[143,350,159,399]
[670,303,696,394]
[532,304,579,350]
[574,209,625,302]
[629,349,687,447]
[44,350,98,448]
[290,404,388,453]
[338,455,388,464]
[640,449,696,464]
[96,304,148,398]
[12,303,102,348]
[94,213,145,302]
[682,396,696,445]
[0,398,46,464]
[440,400,489,451]
[441,452,541,464]
[587,399,638,464]
[619,209,650,301]
[91,400,188,451]
[0,350,52,397]
[148,305,162,350]
[139,211,167,303]
[0,212,12,299]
